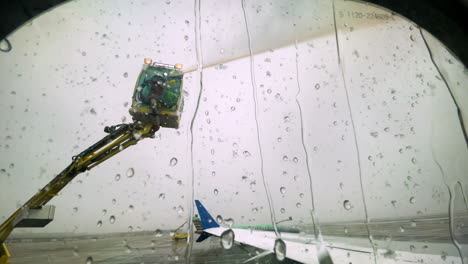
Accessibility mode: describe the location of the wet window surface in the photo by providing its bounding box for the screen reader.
[0,0,467,263]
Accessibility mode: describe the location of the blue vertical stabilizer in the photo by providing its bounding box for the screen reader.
[195,200,219,230]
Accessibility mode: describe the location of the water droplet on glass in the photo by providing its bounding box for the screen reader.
[170,157,178,166]
[219,48,225,54]
[159,193,165,200]
[123,72,128,78]
[274,239,287,261]
[126,168,134,178]
[224,218,234,227]
[155,229,163,237]
[411,157,417,164]
[370,131,379,138]
[109,215,116,224]
[216,215,223,224]
[0,39,12,52]
[73,207,78,213]
[102,209,107,215]
[230,106,236,111]
[282,156,288,161]
[243,151,251,157]
[315,83,320,90]
[220,229,235,249]
[124,245,131,253]
[213,189,219,196]
[85,256,93,264]
[280,187,286,194]
[133,131,142,140]
[280,208,286,213]
[72,248,79,257]
[292,157,298,163]
[250,181,256,188]
[391,200,397,207]
[400,226,405,232]
[115,174,121,181]
[267,88,272,94]
[343,200,352,210]
[96,221,102,227]
[296,202,301,208]
[128,205,134,212]
[441,251,448,260]
[112,198,117,204]
[409,196,415,204]
[177,206,184,214]
[410,35,415,42]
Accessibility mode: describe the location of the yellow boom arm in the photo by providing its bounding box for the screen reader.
[0,122,157,263]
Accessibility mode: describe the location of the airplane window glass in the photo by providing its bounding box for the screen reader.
[0,0,466,264]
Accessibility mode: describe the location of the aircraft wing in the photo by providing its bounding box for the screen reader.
[195,201,461,264]
[195,200,323,264]
[205,227,323,264]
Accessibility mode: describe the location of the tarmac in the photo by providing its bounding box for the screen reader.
[6,232,299,264]
[5,214,468,264]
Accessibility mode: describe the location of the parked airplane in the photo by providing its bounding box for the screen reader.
[194,200,339,264]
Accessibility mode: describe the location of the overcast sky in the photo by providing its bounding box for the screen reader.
[0,0,467,237]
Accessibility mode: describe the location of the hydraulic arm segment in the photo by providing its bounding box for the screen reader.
[0,59,184,264]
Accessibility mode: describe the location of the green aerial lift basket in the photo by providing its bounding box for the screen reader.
[129,59,184,129]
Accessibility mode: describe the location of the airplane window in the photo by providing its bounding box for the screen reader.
[0,0,466,264]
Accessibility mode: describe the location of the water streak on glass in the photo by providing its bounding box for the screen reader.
[241,0,279,237]
[186,0,204,261]
[420,27,467,263]
[431,147,465,264]
[449,186,465,264]
[454,182,468,262]
[331,0,377,262]
[459,182,468,215]
[418,28,468,145]
[293,40,325,247]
